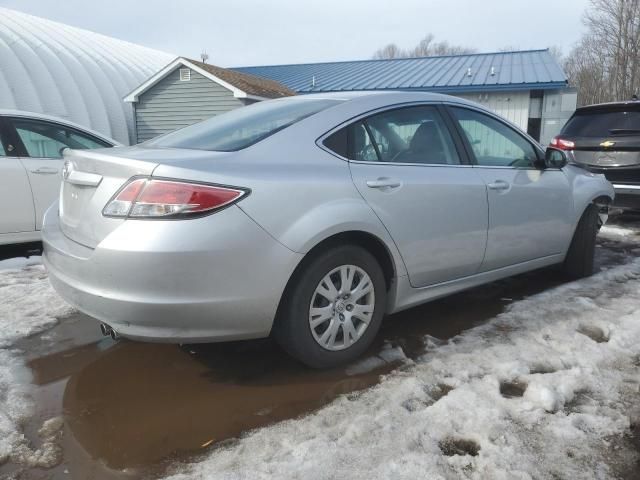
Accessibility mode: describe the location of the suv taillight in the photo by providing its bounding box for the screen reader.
[103,178,248,219]
[549,136,575,151]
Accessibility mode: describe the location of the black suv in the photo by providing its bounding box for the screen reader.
[552,101,640,209]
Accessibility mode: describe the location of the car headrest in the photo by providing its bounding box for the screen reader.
[410,121,444,153]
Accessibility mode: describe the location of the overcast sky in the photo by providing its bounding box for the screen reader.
[1,0,590,67]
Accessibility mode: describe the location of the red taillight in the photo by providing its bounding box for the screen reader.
[103,178,247,218]
[549,136,575,150]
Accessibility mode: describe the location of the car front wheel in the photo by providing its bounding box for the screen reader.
[563,204,599,279]
[274,245,387,368]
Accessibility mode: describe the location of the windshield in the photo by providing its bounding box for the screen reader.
[144,98,342,151]
[562,109,640,137]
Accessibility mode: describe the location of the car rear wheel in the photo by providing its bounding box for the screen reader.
[274,245,386,368]
[563,204,599,279]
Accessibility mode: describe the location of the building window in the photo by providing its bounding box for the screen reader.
[179,68,191,81]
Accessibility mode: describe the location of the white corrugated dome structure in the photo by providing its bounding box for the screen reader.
[0,7,174,144]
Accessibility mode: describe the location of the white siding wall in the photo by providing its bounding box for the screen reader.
[455,91,531,131]
[540,89,578,146]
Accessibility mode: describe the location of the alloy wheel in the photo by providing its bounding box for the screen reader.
[308,264,375,351]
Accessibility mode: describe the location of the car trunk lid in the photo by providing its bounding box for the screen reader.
[560,106,640,167]
[564,136,640,167]
[59,147,159,248]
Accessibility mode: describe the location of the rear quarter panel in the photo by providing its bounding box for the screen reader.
[151,130,408,278]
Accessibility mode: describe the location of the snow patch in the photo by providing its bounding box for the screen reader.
[0,258,73,348]
[10,416,64,468]
[165,259,640,480]
[600,225,638,238]
[0,349,33,465]
[0,258,71,469]
[345,343,409,376]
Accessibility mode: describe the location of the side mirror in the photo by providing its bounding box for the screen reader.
[543,147,567,169]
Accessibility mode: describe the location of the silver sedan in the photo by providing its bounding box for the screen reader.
[42,92,614,368]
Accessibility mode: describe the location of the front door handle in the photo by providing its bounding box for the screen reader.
[30,167,59,175]
[487,180,510,191]
[366,178,402,189]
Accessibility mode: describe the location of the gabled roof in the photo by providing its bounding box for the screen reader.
[232,49,568,94]
[124,57,295,103]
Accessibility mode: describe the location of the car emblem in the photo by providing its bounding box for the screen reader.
[62,160,72,180]
[600,140,616,148]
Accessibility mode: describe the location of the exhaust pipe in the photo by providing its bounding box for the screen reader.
[100,323,120,341]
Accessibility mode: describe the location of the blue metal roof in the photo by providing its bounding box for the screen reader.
[232,49,568,94]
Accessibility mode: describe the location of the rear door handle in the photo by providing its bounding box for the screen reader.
[30,167,59,175]
[487,180,510,191]
[366,178,402,189]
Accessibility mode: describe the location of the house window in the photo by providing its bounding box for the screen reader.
[179,68,191,81]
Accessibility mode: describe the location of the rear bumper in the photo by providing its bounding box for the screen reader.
[611,190,640,210]
[611,183,640,209]
[611,183,640,195]
[42,202,303,343]
[578,164,640,208]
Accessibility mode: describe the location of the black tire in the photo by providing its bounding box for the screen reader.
[563,204,599,279]
[273,245,387,369]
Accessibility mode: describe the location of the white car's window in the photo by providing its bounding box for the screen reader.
[450,107,537,168]
[13,118,110,158]
[146,98,342,152]
[324,105,461,165]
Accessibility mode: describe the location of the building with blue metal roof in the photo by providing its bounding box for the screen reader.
[233,49,575,144]
[232,50,566,94]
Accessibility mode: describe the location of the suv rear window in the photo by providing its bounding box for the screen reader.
[145,98,342,151]
[562,108,640,137]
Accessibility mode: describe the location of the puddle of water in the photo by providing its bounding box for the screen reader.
[3,228,637,479]
[8,322,396,480]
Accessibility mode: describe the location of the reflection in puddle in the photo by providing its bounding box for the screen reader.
[61,340,388,471]
[7,226,639,479]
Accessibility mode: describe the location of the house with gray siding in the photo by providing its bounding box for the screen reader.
[124,57,294,143]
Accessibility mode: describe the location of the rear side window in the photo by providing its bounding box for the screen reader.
[562,109,640,137]
[146,98,342,152]
[323,105,461,165]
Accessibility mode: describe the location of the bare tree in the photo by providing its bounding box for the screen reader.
[372,34,475,59]
[567,0,640,105]
[547,45,564,63]
[412,34,436,57]
[372,43,406,59]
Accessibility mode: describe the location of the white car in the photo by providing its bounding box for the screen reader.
[0,110,118,246]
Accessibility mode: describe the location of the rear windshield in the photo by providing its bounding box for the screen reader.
[144,98,342,151]
[562,109,640,137]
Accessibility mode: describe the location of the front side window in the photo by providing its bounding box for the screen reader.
[323,105,461,165]
[146,98,342,152]
[450,107,538,168]
[12,118,110,158]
